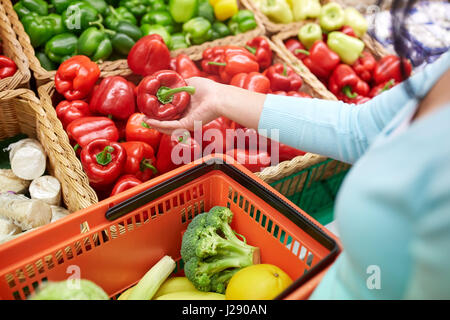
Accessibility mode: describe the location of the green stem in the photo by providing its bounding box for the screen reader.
[141,121,150,129]
[140,159,158,174]
[381,79,395,92]
[294,49,310,56]
[73,144,80,152]
[282,64,287,77]
[109,5,119,19]
[245,45,256,55]
[207,61,226,66]
[342,85,357,99]
[96,146,114,166]
[157,86,196,104]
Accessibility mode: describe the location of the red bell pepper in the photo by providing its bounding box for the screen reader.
[175,54,202,79]
[110,175,142,196]
[352,51,377,83]
[136,70,195,121]
[284,38,309,60]
[80,139,126,189]
[226,148,271,173]
[245,36,273,70]
[89,76,136,120]
[121,141,158,182]
[55,55,100,101]
[128,34,171,77]
[55,100,91,129]
[66,116,119,151]
[373,55,412,85]
[115,119,127,141]
[125,113,162,152]
[0,55,17,79]
[273,91,312,98]
[201,46,259,83]
[299,41,340,81]
[201,116,232,153]
[328,64,369,100]
[369,79,396,98]
[155,131,202,174]
[170,57,177,71]
[340,25,357,38]
[263,63,303,92]
[229,72,271,93]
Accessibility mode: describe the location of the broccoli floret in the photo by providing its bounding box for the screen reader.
[181,206,259,293]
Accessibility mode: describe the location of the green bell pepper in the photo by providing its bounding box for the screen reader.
[14,2,33,19]
[141,10,175,34]
[149,0,167,11]
[327,31,364,65]
[260,0,293,24]
[170,32,188,50]
[140,24,172,48]
[198,0,214,23]
[62,1,99,34]
[21,0,48,16]
[78,26,113,61]
[45,33,78,63]
[22,14,65,48]
[50,0,73,14]
[183,17,212,45]
[291,0,321,22]
[211,21,230,40]
[297,22,322,49]
[119,0,150,18]
[110,21,142,56]
[344,7,368,38]
[319,2,345,32]
[169,0,198,23]
[228,10,257,35]
[85,0,109,16]
[36,51,56,71]
[104,6,137,30]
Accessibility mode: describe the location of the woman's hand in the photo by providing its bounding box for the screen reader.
[144,77,222,135]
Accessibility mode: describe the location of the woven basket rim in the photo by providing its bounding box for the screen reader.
[2,0,266,83]
[0,2,30,90]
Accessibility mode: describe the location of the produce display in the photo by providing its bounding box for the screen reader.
[48,34,308,199]
[0,138,69,245]
[283,2,413,104]
[13,0,258,70]
[29,206,292,300]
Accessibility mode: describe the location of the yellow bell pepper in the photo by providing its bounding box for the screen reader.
[210,0,239,21]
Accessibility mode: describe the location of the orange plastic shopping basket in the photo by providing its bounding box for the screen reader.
[0,155,340,300]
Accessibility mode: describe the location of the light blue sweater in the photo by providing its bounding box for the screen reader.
[258,50,450,299]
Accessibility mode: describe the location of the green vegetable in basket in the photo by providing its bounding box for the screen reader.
[169,0,198,23]
[45,33,78,64]
[183,17,212,45]
[36,51,56,71]
[20,0,48,16]
[211,21,231,40]
[198,0,215,23]
[126,255,176,300]
[30,279,109,300]
[141,10,175,34]
[110,21,142,56]
[291,0,321,21]
[78,27,113,62]
[119,0,151,19]
[50,0,73,14]
[22,14,66,48]
[13,2,33,19]
[260,0,294,24]
[149,0,167,11]
[104,6,137,30]
[140,24,172,48]
[180,206,260,294]
[170,33,188,50]
[228,10,257,35]
[62,1,99,34]
[86,0,109,16]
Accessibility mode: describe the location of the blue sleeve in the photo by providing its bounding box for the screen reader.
[258,50,450,164]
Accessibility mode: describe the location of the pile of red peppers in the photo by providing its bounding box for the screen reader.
[53,35,309,199]
[284,28,413,104]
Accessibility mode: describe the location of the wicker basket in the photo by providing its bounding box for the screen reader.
[37,36,340,210]
[0,88,98,213]
[0,3,30,90]
[1,0,265,86]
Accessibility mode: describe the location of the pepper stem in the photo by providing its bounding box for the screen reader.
[157,86,196,104]
[89,14,105,30]
[141,121,151,129]
[282,64,287,77]
[245,45,256,55]
[109,5,119,19]
[140,159,158,174]
[294,49,310,56]
[96,146,114,166]
[382,79,395,92]
[73,144,80,152]
[207,61,227,66]
[342,85,358,99]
